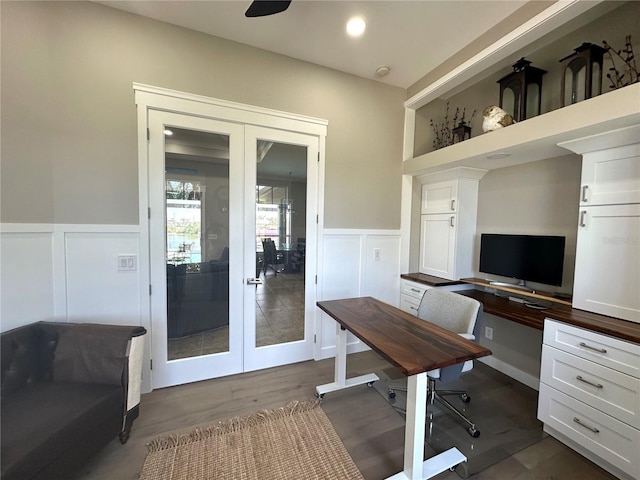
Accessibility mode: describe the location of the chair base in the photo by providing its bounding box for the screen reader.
[388,378,480,438]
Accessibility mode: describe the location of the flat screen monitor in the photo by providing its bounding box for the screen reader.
[479,234,565,287]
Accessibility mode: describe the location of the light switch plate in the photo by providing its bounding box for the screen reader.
[117,254,137,272]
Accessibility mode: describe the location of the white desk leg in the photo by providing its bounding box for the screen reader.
[386,372,466,480]
[335,323,347,388]
[404,372,428,479]
[315,323,379,397]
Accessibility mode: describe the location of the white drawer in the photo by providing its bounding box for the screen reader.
[538,383,640,479]
[543,319,640,378]
[401,279,429,300]
[400,294,420,316]
[541,345,640,428]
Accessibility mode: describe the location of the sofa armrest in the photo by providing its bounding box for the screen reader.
[125,332,145,412]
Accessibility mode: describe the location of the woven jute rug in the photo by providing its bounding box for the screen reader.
[140,400,364,480]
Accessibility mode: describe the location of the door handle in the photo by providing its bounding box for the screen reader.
[450,199,456,211]
[579,210,587,227]
[246,278,263,285]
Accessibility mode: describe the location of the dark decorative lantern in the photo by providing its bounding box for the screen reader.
[452,122,471,143]
[560,42,607,106]
[497,57,547,122]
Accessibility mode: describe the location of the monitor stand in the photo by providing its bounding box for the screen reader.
[489,280,533,293]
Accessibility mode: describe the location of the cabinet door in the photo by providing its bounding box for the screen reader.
[421,180,458,215]
[580,143,640,206]
[573,204,640,323]
[419,214,456,279]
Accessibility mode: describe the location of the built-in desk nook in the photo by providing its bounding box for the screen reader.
[399,272,640,480]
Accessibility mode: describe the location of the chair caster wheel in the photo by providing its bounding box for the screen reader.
[461,393,471,403]
[367,381,375,388]
[467,427,480,438]
[388,389,396,399]
[315,392,324,399]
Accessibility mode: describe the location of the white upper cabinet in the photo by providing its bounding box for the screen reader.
[579,143,640,206]
[573,204,640,323]
[560,125,640,324]
[417,168,486,280]
[560,126,640,207]
[421,181,458,215]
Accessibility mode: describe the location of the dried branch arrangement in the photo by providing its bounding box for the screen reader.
[603,35,638,89]
[430,103,476,150]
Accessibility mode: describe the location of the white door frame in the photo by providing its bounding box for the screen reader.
[134,83,328,390]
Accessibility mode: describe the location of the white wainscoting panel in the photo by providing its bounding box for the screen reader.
[317,229,401,360]
[1,227,55,332]
[64,231,141,325]
[1,224,143,329]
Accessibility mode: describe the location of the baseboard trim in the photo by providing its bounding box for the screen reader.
[478,356,540,391]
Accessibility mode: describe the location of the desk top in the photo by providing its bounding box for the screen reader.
[457,290,640,344]
[317,297,492,376]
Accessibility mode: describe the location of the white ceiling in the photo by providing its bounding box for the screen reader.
[99,0,528,89]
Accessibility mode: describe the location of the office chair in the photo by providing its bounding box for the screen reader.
[388,288,484,437]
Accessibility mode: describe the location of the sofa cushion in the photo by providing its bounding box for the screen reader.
[1,381,122,480]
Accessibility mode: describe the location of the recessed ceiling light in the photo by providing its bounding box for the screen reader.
[346,17,366,37]
[164,129,173,136]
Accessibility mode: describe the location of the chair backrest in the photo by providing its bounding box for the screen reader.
[262,239,276,261]
[417,289,480,337]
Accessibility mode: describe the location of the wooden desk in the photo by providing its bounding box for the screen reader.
[456,289,640,344]
[316,297,491,480]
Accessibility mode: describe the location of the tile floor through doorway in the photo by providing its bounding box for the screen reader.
[168,270,304,359]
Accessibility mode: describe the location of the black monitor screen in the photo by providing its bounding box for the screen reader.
[479,234,565,287]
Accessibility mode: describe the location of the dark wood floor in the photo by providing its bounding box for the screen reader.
[75,350,615,480]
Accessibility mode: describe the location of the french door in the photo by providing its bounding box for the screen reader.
[148,109,319,388]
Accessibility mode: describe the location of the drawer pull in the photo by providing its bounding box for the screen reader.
[573,417,599,434]
[579,342,607,354]
[576,375,603,389]
[410,288,421,293]
[410,306,418,311]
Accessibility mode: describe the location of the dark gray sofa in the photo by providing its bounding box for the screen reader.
[1,321,146,480]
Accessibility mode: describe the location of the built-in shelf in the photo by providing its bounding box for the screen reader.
[404,83,640,178]
[461,277,573,306]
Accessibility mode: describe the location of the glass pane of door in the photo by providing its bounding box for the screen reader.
[164,127,231,360]
[255,142,307,348]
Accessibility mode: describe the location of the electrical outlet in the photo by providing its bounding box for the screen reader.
[484,326,494,341]
[373,248,381,261]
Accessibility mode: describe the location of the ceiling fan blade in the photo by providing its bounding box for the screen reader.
[245,0,291,18]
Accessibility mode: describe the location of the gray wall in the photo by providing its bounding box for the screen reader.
[0,1,405,229]
[474,155,582,380]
